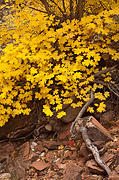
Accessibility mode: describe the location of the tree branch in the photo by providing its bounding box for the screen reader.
[94,65,117,78]
[70,90,94,137]
[79,124,111,176]
[70,95,111,176]
[108,82,119,97]
[24,4,48,14]
[62,0,66,12]
[75,0,83,20]
[40,0,51,15]
[50,0,64,15]
[70,0,73,20]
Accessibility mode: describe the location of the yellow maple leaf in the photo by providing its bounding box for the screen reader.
[43,104,53,117]
[57,111,66,118]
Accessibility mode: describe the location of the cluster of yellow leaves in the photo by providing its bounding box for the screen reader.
[0,1,119,126]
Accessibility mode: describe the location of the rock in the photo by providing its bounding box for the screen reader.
[8,159,27,180]
[81,173,103,180]
[59,123,71,140]
[109,127,119,135]
[0,173,11,179]
[101,152,115,164]
[43,140,62,150]
[0,153,8,163]
[94,111,102,120]
[87,116,113,142]
[38,132,49,139]
[34,143,46,153]
[34,140,68,153]
[109,170,119,180]
[116,120,119,127]
[116,150,119,165]
[100,110,115,127]
[45,151,56,162]
[19,141,29,157]
[60,116,113,142]
[80,142,106,160]
[61,105,81,123]
[64,150,73,159]
[116,113,119,121]
[93,141,105,149]
[31,141,38,152]
[86,159,105,174]
[105,102,115,111]
[70,151,78,160]
[55,159,67,169]
[109,175,119,180]
[115,165,119,174]
[45,123,52,131]
[80,145,91,159]
[49,119,62,131]
[77,157,87,167]
[113,138,119,148]
[75,116,113,142]
[28,151,37,161]
[30,160,49,171]
[2,144,15,153]
[29,154,39,163]
[62,162,83,180]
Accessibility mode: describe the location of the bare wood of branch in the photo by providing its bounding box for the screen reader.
[70,0,73,20]
[75,0,83,20]
[62,0,66,12]
[50,0,64,15]
[70,90,94,137]
[79,0,83,20]
[93,79,107,86]
[40,0,51,15]
[24,4,48,14]
[70,90,111,175]
[79,125,111,176]
[108,82,119,97]
[94,65,117,78]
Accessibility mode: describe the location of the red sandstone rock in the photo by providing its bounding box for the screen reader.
[86,159,105,174]
[30,160,49,171]
[87,116,113,142]
[116,120,119,127]
[62,162,83,180]
[59,123,72,140]
[20,141,30,157]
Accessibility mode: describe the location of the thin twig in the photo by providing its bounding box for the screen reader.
[94,65,117,78]
[108,82,119,97]
[93,79,107,86]
[23,4,48,14]
[50,0,64,15]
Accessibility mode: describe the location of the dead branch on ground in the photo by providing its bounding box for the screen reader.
[70,91,111,175]
[69,66,118,176]
[79,119,111,176]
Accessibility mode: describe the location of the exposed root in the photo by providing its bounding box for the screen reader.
[70,90,112,176]
[79,121,111,176]
[70,90,94,138]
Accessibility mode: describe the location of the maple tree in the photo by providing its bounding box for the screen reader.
[0,0,119,126]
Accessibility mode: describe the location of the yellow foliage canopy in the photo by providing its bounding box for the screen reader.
[0,0,119,126]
